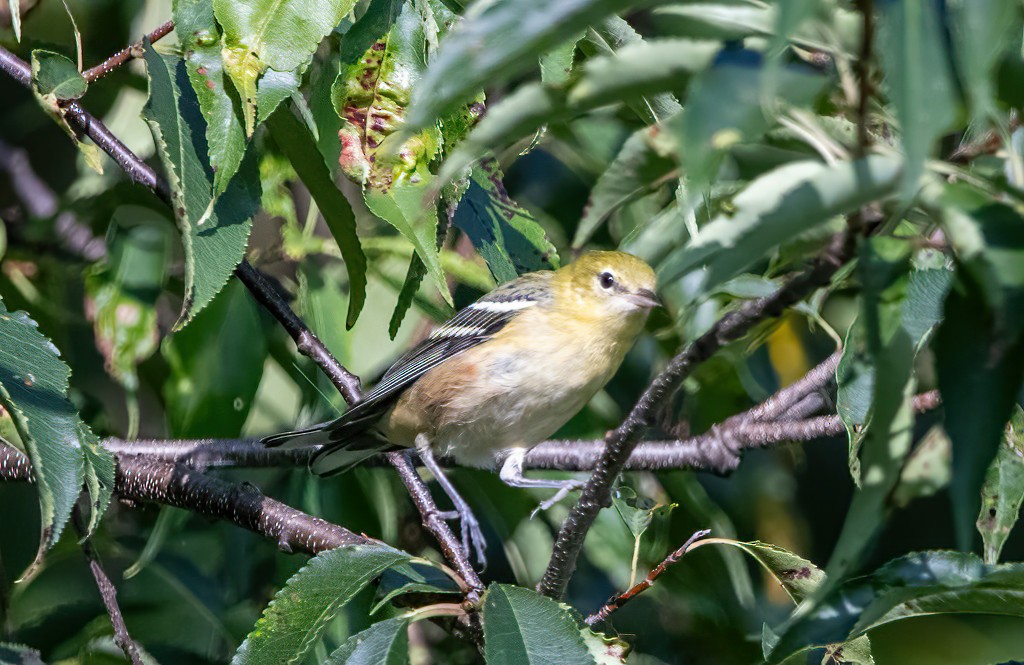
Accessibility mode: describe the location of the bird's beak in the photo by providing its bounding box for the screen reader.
[627,288,662,309]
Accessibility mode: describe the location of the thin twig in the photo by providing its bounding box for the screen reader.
[72,508,144,665]
[82,19,174,83]
[585,529,711,625]
[538,232,858,600]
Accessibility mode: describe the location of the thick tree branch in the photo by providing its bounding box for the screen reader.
[83,20,174,83]
[72,509,145,665]
[538,232,858,599]
[0,42,482,595]
[2,443,374,554]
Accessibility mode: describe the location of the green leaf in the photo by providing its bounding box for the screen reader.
[175,0,247,195]
[142,47,261,329]
[820,238,917,593]
[8,0,21,42]
[691,538,824,605]
[948,0,1021,122]
[407,0,643,129]
[573,121,678,248]
[30,49,86,101]
[673,48,826,201]
[657,155,902,299]
[481,584,594,665]
[0,298,115,562]
[325,617,409,664]
[935,185,1024,549]
[578,17,683,124]
[893,425,952,508]
[372,561,461,614]
[214,0,358,134]
[540,32,583,86]
[337,0,405,66]
[162,281,267,438]
[84,209,170,394]
[977,406,1024,564]
[266,107,367,327]
[771,551,1024,662]
[232,544,411,665]
[936,276,1024,551]
[388,253,428,339]
[877,0,959,198]
[837,267,952,482]
[332,0,450,305]
[256,65,306,125]
[451,159,559,284]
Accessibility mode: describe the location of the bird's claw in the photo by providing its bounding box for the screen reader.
[438,509,487,568]
[530,480,587,519]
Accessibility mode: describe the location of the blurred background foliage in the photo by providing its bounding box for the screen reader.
[2,0,1024,663]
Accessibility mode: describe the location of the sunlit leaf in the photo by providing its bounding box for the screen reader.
[175,0,246,194]
[977,406,1024,564]
[142,47,261,329]
[325,617,408,665]
[0,298,114,564]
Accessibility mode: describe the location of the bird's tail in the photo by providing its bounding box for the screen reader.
[262,415,399,476]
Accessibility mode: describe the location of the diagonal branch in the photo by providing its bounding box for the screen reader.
[0,41,482,596]
[83,19,175,83]
[538,232,858,599]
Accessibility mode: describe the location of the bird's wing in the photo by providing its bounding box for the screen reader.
[264,271,553,452]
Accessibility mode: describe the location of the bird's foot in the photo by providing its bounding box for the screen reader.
[530,480,587,519]
[438,509,487,567]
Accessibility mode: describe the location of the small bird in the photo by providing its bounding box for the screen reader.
[264,250,660,563]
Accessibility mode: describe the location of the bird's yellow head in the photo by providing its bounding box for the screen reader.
[553,251,660,324]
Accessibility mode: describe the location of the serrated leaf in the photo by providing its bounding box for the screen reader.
[482,584,595,665]
[0,298,115,564]
[232,544,410,665]
[175,0,247,195]
[142,47,261,329]
[30,49,86,101]
[574,121,678,248]
[771,551,1024,662]
[977,406,1024,564]
[325,617,408,665]
[877,0,959,198]
[214,0,358,134]
[407,0,644,129]
[163,281,267,438]
[451,159,559,285]
[256,65,306,125]
[657,155,902,299]
[266,107,367,327]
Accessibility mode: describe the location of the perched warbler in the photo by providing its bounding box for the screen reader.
[264,250,660,561]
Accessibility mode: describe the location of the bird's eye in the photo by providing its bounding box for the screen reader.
[598,271,615,289]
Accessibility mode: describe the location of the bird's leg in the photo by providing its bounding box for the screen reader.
[414,435,487,566]
[499,449,586,517]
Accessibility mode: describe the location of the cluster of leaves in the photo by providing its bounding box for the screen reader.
[4,0,1024,662]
